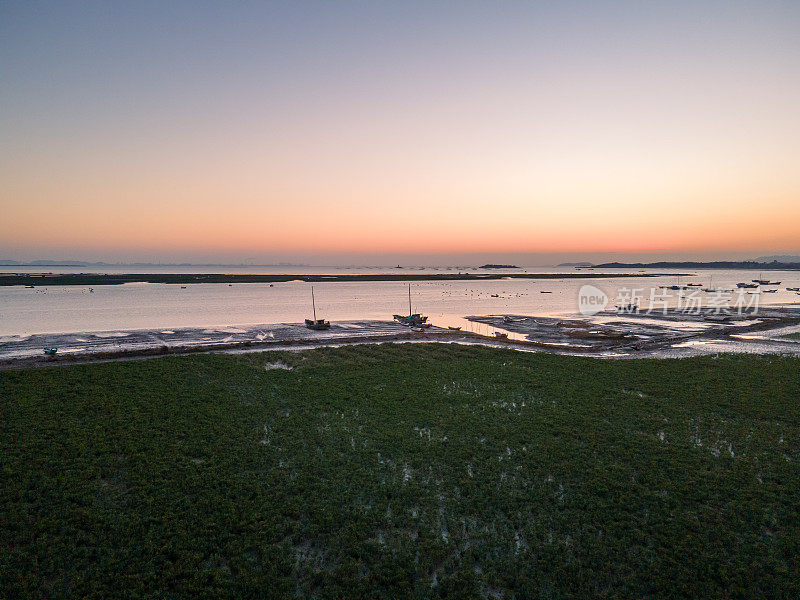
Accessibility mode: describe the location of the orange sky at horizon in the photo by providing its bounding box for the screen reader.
[2,2,799,261]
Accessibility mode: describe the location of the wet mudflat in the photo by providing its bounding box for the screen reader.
[468,306,800,357]
[0,321,449,367]
[3,307,800,369]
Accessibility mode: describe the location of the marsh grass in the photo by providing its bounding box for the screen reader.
[1,344,798,598]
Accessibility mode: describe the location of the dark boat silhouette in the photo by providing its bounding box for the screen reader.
[394,284,428,326]
[305,286,330,330]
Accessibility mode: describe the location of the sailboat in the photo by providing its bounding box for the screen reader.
[393,284,429,326]
[663,276,689,291]
[703,276,732,293]
[305,286,330,330]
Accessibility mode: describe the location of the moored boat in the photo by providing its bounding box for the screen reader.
[752,274,781,285]
[703,276,732,293]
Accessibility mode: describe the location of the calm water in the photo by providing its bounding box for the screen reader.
[1,267,798,336]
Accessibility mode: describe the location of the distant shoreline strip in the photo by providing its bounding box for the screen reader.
[0,272,676,286]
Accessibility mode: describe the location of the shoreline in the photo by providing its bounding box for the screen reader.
[0,271,678,286]
[3,308,799,370]
[0,328,524,371]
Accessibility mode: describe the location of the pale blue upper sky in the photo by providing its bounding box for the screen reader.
[2,1,799,264]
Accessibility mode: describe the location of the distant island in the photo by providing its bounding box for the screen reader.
[755,255,800,263]
[479,264,519,269]
[0,260,309,267]
[594,260,800,270]
[556,262,594,267]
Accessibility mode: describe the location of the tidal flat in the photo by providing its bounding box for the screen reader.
[2,344,798,598]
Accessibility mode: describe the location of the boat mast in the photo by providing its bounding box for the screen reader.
[312,286,317,321]
[408,284,413,317]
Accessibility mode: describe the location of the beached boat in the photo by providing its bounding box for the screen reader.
[393,314,428,325]
[394,284,428,326]
[704,314,732,323]
[305,286,331,330]
[43,347,58,356]
[503,316,524,323]
[494,332,508,339]
[447,326,462,331]
[616,302,640,313]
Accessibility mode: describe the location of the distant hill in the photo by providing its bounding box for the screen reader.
[755,255,800,263]
[595,261,800,270]
[557,262,594,267]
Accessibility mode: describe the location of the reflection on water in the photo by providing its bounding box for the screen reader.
[426,314,530,342]
[0,268,798,336]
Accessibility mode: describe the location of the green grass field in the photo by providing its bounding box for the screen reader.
[2,344,798,598]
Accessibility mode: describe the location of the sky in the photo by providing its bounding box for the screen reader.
[1,1,799,265]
